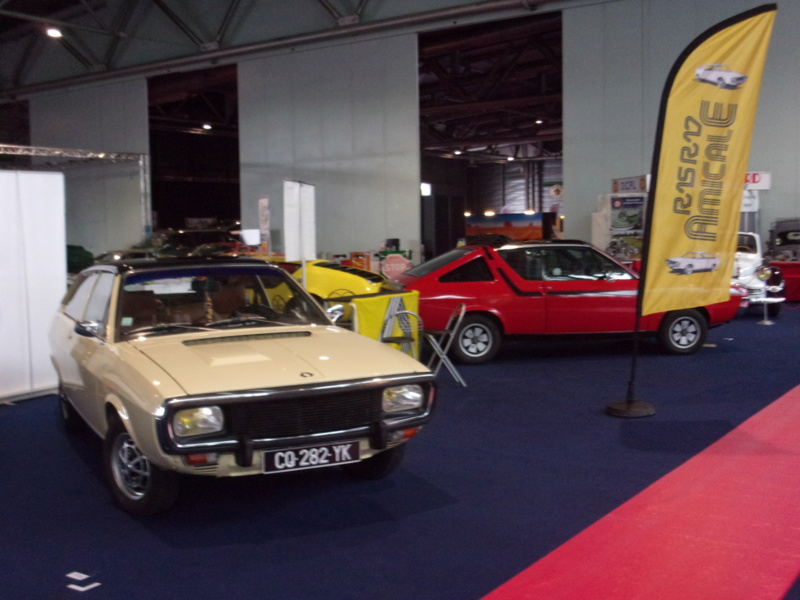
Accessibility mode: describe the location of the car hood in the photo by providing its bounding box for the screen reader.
[127,325,428,395]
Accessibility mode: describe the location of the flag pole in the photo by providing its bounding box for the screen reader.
[606,314,655,417]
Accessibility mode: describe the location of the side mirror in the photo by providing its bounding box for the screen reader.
[75,320,101,338]
[326,304,345,323]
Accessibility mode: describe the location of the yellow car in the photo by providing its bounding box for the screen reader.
[279,260,397,302]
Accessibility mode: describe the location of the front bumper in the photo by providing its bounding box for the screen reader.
[155,373,435,473]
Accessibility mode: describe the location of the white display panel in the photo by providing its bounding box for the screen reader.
[0,171,66,401]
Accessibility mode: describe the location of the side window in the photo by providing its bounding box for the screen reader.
[439,256,494,283]
[83,273,116,337]
[499,249,544,280]
[64,273,100,321]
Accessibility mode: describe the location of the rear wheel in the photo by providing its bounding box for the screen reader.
[103,417,179,516]
[658,309,707,354]
[452,314,501,364]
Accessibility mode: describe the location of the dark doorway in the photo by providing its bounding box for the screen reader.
[148,64,239,230]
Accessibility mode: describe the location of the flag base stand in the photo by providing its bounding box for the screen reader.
[605,400,656,418]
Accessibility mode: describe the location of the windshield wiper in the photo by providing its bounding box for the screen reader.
[207,316,285,328]
[125,323,214,337]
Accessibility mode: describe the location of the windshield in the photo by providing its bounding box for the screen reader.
[116,264,329,340]
[403,247,476,278]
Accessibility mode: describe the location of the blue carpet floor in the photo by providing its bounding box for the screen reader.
[2,305,800,600]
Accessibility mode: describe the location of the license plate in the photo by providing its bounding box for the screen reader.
[263,441,360,474]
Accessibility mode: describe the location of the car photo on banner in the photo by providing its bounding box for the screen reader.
[665,251,721,275]
[694,63,748,89]
[396,240,745,364]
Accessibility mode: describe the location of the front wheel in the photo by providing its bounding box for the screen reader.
[658,309,707,354]
[451,314,501,364]
[103,418,179,516]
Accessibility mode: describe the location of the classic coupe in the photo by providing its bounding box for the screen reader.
[49,257,435,515]
[694,63,747,89]
[395,241,745,364]
[666,251,721,274]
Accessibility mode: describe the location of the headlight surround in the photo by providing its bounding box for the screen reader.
[383,384,424,413]
[172,406,224,437]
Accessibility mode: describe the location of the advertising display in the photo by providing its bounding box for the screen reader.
[607,194,646,260]
[640,4,776,316]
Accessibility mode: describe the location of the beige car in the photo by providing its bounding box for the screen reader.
[49,257,435,516]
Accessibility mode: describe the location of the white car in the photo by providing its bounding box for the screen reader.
[733,231,784,318]
[694,63,747,89]
[666,251,720,274]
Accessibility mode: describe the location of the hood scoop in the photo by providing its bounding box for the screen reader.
[183,330,312,347]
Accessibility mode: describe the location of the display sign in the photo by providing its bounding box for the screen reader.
[640,5,776,316]
[745,171,771,190]
[283,181,316,262]
[612,175,650,193]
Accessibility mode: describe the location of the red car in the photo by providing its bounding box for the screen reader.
[396,241,746,364]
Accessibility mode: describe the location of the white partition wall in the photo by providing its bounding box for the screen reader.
[0,171,66,401]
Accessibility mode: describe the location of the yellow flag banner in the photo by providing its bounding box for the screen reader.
[640,4,776,316]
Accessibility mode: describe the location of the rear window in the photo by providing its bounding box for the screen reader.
[440,256,494,283]
[403,247,476,278]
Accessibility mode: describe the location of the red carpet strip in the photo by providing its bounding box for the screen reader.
[483,384,800,600]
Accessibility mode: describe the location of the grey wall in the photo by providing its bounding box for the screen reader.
[238,34,421,258]
[563,0,800,242]
[29,79,150,254]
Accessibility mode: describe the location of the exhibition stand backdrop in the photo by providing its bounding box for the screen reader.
[0,170,66,401]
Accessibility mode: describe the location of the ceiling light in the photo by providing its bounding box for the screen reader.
[46,27,63,38]
[535,119,543,124]
[507,156,515,161]
[420,182,432,196]
[454,150,462,155]
[464,211,472,217]
[202,123,212,130]
[484,210,495,217]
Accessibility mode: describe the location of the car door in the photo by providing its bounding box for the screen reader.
[493,247,547,334]
[56,271,116,431]
[540,246,638,333]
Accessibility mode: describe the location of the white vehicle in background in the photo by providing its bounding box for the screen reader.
[733,232,784,318]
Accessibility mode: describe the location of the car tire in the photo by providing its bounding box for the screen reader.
[57,389,84,434]
[103,417,179,516]
[683,264,694,275]
[452,314,501,364]
[342,444,406,480]
[658,309,708,354]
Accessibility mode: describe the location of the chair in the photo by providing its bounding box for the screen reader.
[424,303,467,386]
[380,309,425,360]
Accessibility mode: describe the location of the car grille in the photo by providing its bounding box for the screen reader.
[225,389,382,439]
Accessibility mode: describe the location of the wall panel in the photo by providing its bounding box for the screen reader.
[239,34,420,258]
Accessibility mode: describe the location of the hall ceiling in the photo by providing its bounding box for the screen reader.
[0,0,562,163]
